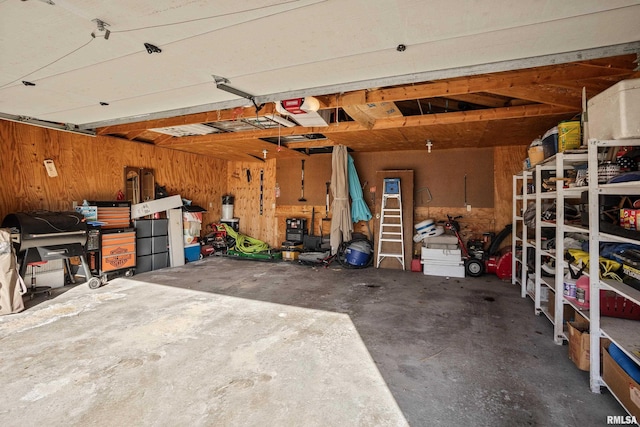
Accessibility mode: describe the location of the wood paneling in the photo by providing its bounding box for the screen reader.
[1,120,526,253]
[226,159,278,246]
[494,145,527,231]
[0,121,227,228]
[276,149,495,209]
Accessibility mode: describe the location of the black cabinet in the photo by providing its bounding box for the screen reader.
[135,219,169,273]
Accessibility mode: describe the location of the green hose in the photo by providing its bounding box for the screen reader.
[221,223,270,254]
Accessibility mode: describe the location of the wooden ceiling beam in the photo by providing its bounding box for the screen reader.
[157,104,575,147]
[485,85,582,109]
[444,93,514,108]
[324,63,633,107]
[151,134,174,145]
[96,103,276,135]
[124,130,148,140]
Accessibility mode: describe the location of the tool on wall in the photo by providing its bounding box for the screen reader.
[259,169,264,215]
[298,159,307,202]
[321,181,331,241]
[324,182,330,218]
[464,174,467,207]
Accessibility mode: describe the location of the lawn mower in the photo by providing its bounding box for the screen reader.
[442,214,513,279]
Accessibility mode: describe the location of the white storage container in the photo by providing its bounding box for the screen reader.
[588,78,640,140]
[422,260,465,278]
[421,247,462,262]
[422,234,458,246]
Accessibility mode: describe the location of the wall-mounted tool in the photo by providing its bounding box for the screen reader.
[298,159,307,202]
[259,169,264,215]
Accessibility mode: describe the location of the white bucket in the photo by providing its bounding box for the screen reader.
[222,204,234,220]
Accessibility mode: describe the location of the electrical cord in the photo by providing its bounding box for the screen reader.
[220,223,269,254]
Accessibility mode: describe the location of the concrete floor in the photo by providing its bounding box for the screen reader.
[0,256,627,426]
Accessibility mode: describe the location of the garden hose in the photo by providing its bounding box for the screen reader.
[221,223,269,254]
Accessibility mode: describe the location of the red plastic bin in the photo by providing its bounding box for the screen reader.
[600,290,640,321]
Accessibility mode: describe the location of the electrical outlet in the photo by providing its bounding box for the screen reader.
[44,159,58,177]
[466,204,472,212]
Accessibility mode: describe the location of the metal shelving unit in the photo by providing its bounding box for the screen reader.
[512,171,532,298]
[511,151,590,341]
[512,116,640,421]
[587,138,640,398]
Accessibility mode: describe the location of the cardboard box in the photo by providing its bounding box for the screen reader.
[567,321,610,371]
[528,146,545,166]
[603,347,640,419]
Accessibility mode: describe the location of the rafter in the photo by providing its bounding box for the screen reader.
[97,104,276,135]
[361,63,632,105]
[156,104,575,147]
[486,85,582,109]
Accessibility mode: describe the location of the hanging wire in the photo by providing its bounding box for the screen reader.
[0,1,326,91]
[417,99,424,115]
[111,0,304,33]
[0,38,95,89]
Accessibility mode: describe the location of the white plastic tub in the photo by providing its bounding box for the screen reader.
[588,78,640,140]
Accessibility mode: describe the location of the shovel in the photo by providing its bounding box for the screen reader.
[298,159,307,202]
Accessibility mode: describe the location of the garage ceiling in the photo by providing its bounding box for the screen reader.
[1,1,640,161]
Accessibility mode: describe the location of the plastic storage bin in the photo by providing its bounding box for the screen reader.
[184,243,200,262]
[588,78,640,139]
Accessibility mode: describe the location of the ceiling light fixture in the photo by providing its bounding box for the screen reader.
[269,114,296,128]
[91,19,110,39]
[262,149,268,159]
[426,139,433,153]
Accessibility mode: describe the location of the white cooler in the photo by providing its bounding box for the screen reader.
[420,235,464,278]
[588,78,640,140]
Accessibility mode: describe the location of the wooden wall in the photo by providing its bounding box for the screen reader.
[271,146,525,255]
[1,120,527,254]
[225,159,278,245]
[276,148,494,208]
[0,121,227,227]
